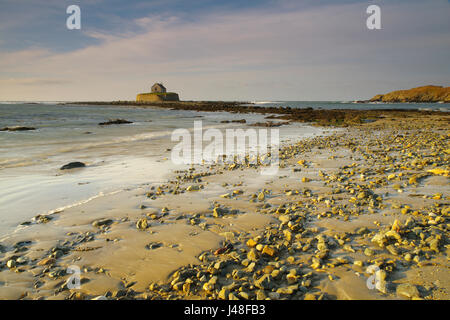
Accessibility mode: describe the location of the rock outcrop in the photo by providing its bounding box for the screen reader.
[0,126,36,131]
[60,162,86,170]
[370,85,450,103]
[98,119,133,125]
[136,92,180,102]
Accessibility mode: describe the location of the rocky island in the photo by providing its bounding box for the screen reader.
[370,85,450,103]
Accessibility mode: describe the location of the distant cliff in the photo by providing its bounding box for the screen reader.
[370,85,450,103]
[136,92,179,102]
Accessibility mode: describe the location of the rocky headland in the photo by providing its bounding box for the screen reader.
[64,100,446,127]
[370,85,450,103]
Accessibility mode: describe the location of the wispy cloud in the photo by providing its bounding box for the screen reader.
[0,78,71,86]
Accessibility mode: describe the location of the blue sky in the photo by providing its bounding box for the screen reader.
[0,0,449,101]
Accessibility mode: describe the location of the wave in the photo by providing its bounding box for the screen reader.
[0,101,29,105]
[252,101,281,105]
[11,189,125,235]
[0,130,174,169]
[47,189,124,215]
[0,101,64,104]
[55,123,229,153]
[0,123,235,169]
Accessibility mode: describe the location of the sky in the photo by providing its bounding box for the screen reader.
[0,0,449,101]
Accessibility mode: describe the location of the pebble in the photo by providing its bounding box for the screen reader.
[304,293,317,300]
[6,259,16,269]
[353,260,364,267]
[246,239,258,248]
[396,283,420,299]
[268,292,280,299]
[257,192,265,201]
[364,248,375,257]
[213,207,226,218]
[218,288,229,300]
[92,218,113,228]
[262,245,276,257]
[247,249,258,261]
[228,293,239,300]
[239,291,250,300]
[386,245,399,256]
[136,218,149,230]
[254,274,273,290]
[256,290,267,300]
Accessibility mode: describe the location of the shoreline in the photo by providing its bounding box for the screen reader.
[0,111,448,300]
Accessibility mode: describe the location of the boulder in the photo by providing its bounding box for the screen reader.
[370,85,450,103]
[98,119,133,125]
[60,162,86,170]
[0,126,36,131]
[92,218,113,228]
[396,283,420,299]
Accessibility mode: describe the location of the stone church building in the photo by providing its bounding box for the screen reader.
[151,83,166,93]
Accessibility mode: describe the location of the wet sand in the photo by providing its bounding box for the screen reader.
[0,112,448,300]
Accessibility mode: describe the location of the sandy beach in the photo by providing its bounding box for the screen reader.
[1,0,450,308]
[0,110,448,300]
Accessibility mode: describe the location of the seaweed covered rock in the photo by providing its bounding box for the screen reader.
[60,162,86,170]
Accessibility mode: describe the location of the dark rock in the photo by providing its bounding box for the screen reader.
[249,121,288,127]
[113,289,128,298]
[396,283,420,299]
[254,274,274,290]
[60,162,86,170]
[32,214,53,224]
[92,218,113,228]
[0,126,36,131]
[98,119,133,126]
[220,119,246,124]
[213,243,233,255]
[145,242,163,250]
[14,240,32,248]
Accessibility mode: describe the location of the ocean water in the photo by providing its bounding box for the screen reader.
[0,101,447,236]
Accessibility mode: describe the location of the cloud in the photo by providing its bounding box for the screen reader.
[0,78,71,86]
[0,0,449,101]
